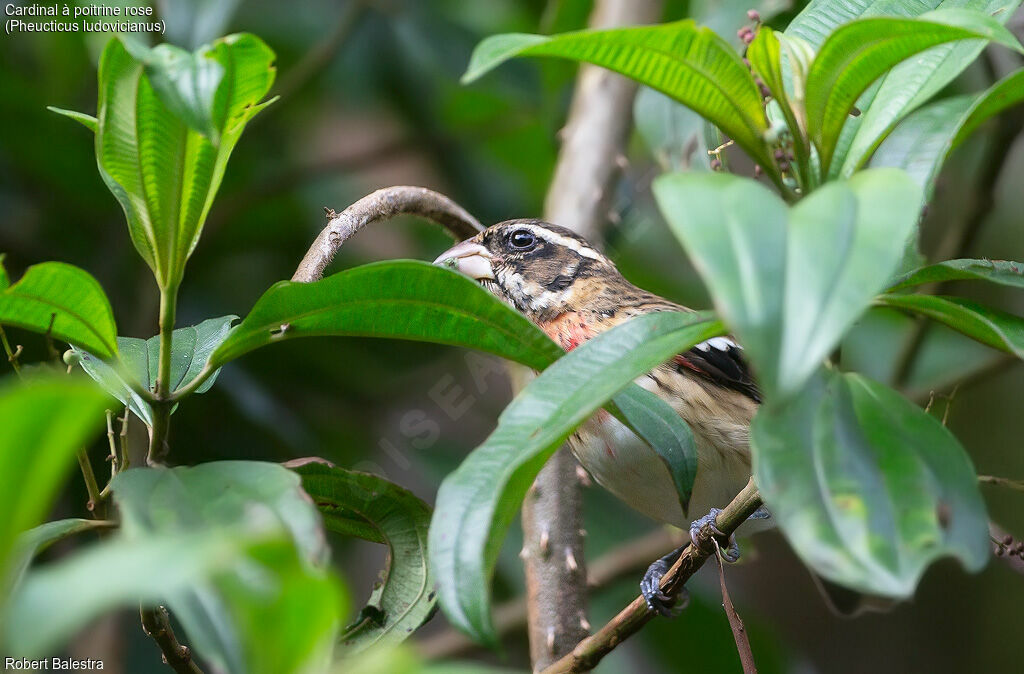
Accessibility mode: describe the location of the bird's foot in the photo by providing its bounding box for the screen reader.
[689,508,740,563]
[640,545,689,617]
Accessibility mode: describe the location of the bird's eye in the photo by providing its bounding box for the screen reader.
[508,229,537,251]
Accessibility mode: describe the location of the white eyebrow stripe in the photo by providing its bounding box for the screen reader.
[520,224,603,260]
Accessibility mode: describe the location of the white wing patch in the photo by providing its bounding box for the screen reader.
[694,336,739,352]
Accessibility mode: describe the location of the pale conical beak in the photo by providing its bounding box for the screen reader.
[433,239,495,281]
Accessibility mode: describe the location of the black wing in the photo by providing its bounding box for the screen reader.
[673,336,761,403]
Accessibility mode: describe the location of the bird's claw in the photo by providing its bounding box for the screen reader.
[689,508,740,563]
[640,545,689,617]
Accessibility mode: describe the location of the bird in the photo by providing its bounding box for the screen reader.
[434,218,774,615]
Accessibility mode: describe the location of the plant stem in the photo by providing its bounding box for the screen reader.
[540,479,763,674]
[147,403,172,466]
[140,606,204,674]
[76,448,103,516]
[156,284,179,399]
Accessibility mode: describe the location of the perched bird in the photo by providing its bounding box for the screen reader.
[434,218,772,615]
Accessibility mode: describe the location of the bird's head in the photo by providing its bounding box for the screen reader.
[434,219,619,322]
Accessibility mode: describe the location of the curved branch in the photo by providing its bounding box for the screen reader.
[541,480,763,674]
[291,186,484,283]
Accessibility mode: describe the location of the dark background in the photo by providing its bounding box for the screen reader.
[2,0,1023,671]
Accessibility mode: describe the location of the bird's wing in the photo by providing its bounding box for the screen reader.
[673,336,761,403]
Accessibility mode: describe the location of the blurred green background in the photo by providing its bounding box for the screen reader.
[2,0,1023,672]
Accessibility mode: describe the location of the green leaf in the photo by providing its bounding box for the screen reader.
[611,385,698,510]
[888,258,1024,292]
[876,294,1024,358]
[120,38,225,141]
[110,462,339,674]
[0,377,108,602]
[871,69,1024,198]
[74,315,237,426]
[46,106,98,133]
[95,34,276,289]
[0,256,8,290]
[653,169,921,399]
[462,21,774,171]
[839,0,1022,177]
[7,519,113,592]
[113,462,329,568]
[752,368,988,595]
[747,27,809,180]
[429,311,722,644]
[211,261,564,371]
[0,262,118,359]
[4,531,327,661]
[294,463,434,655]
[804,9,1023,177]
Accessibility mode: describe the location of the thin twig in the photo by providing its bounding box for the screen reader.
[415,527,684,660]
[76,448,103,517]
[979,475,1024,492]
[540,480,763,674]
[140,606,204,674]
[714,539,757,674]
[105,409,119,479]
[291,186,483,283]
[0,326,22,375]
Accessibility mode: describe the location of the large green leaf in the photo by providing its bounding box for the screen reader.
[871,69,1024,198]
[211,261,564,370]
[0,377,108,596]
[74,315,236,426]
[888,258,1024,292]
[877,294,1024,358]
[294,463,433,655]
[653,169,921,399]
[429,311,722,644]
[839,0,1021,176]
[109,462,339,674]
[805,9,1022,178]
[462,21,774,172]
[752,368,988,595]
[7,519,113,593]
[92,34,275,289]
[0,262,118,359]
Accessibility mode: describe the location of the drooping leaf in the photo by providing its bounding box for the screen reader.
[752,368,988,595]
[210,261,564,370]
[888,258,1024,292]
[871,69,1024,198]
[0,262,118,359]
[612,385,698,510]
[462,21,774,171]
[94,34,276,289]
[653,169,921,399]
[804,9,1023,177]
[876,294,1024,358]
[109,462,339,674]
[0,377,108,601]
[74,315,237,426]
[429,311,722,644]
[294,463,434,655]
